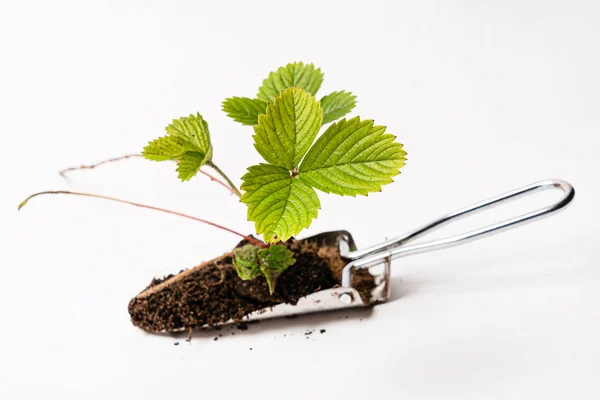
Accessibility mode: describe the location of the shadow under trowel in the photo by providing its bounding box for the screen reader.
[150,275,429,341]
[387,275,424,303]
[145,276,428,341]
[162,305,375,341]
[151,276,422,341]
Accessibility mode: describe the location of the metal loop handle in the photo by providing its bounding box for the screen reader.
[342,179,575,288]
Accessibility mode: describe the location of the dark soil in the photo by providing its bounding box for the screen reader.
[128,238,375,333]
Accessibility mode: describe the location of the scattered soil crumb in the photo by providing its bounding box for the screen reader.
[320,329,326,334]
[237,322,249,331]
[305,330,314,336]
[213,337,218,341]
[174,342,179,346]
[249,348,253,351]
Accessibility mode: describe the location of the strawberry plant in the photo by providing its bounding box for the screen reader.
[20,62,406,295]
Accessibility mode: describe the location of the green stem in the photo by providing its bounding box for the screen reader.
[207,162,242,198]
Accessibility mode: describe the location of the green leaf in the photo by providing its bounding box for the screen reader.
[257,62,324,103]
[298,117,406,196]
[253,87,323,170]
[142,113,213,181]
[176,152,210,181]
[240,164,320,243]
[233,244,262,280]
[222,97,268,126]
[142,135,188,161]
[320,91,357,124]
[232,244,295,294]
[166,113,212,154]
[258,245,295,294]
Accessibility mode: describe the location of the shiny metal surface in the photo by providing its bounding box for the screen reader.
[341,179,574,292]
[206,178,574,325]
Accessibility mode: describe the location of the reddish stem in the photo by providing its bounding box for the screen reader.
[59,153,142,176]
[58,154,238,196]
[18,190,266,247]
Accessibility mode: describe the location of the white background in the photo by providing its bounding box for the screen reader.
[1,1,598,399]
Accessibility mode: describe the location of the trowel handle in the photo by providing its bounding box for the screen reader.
[342,179,574,288]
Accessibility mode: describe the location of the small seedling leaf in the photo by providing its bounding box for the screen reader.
[233,244,262,280]
[258,245,295,294]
